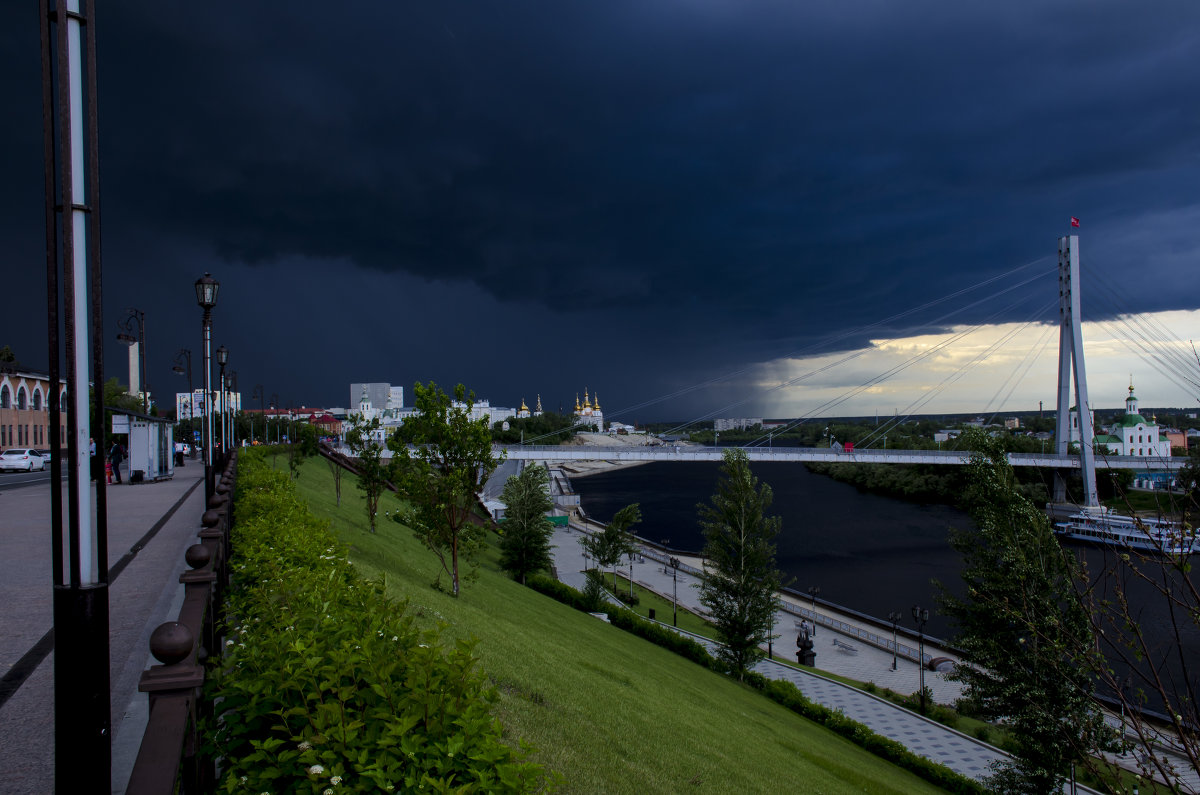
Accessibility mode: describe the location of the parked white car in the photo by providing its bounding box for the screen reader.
[0,448,47,472]
[174,442,192,455]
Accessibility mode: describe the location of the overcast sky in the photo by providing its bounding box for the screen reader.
[3,1,1199,424]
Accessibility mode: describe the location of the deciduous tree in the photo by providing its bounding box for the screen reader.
[344,413,387,533]
[499,463,555,584]
[697,448,785,680]
[390,382,500,596]
[579,504,641,595]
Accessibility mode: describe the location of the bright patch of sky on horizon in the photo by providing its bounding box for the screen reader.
[752,310,1200,421]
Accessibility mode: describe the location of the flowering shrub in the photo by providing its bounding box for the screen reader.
[206,452,554,793]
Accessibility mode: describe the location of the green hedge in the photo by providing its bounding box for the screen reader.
[205,451,554,793]
[527,574,982,794]
[742,672,983,794]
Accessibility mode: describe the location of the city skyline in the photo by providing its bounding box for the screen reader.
[2,2,1199,422]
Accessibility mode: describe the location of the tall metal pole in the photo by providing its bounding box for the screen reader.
[912,604,929,715]
[203,312,213,498]
[42,0,111,787]
[196,273,220,500]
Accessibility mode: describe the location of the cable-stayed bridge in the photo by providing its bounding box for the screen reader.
[497,443,1185,471]
[498,236,1196,504]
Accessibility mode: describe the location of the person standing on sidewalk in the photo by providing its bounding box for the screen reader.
[108,441,125,484]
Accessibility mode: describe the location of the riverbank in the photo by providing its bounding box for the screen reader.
[556,432,691,478]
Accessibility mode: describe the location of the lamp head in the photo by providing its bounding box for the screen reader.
[216,345,228,367]
[116,332,136,346]
[194,272,219,309]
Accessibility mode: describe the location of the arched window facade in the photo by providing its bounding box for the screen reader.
[17,387,26,410]
[61,391,68,411]
[33,390,42,411]
[0,384,9,408]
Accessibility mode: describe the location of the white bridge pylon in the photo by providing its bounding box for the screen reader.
[497,444,1184,471]
[499,236,1169,488]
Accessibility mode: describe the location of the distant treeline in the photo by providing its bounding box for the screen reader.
[492,411,579,445]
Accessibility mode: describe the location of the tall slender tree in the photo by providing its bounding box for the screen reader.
[580,504,641,595]
[939,429,1117,793]
[697,449,784,680]
[390,382,500,596]
[499,463,555,584]
[344,413,387,532]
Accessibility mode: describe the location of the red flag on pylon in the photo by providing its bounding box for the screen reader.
[1070,216,1080,228]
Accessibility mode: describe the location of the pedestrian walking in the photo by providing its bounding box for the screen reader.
[90,437,97,480]
[108,441,125,484]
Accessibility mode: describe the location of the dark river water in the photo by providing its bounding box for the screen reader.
[574,461,971,640]
[574,459,1200,693]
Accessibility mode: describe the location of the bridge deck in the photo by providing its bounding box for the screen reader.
[496,445,1184,470]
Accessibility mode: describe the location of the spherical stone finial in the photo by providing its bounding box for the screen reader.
[150,622,194,665]
[185,544,211,570]
[202,509,221,528]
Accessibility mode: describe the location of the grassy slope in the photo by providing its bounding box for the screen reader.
[282,454,946,794]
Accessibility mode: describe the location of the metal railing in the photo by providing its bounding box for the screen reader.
[125,450,237,794]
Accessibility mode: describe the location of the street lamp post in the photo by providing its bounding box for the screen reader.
[912,604,930,714]
[888,611,903,671]
[271,394,279,443]
[116,307,147,413]
[216,345,228,459]
[672,563,678,627]
[808,586,821,636]
[195,273,219,501]
[228,370,238,447]
[172,349,193,458]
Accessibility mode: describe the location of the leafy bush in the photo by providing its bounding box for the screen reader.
[614,590,640,607]
[206,451,554,793]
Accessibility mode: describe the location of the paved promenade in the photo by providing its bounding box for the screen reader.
[550,522,1020,787]
[0,464,207,794]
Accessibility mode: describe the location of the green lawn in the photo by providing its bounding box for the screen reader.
[279,456,951,793]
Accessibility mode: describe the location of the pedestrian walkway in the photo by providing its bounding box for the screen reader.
[0,466,207,794]
[549,523,1115,790]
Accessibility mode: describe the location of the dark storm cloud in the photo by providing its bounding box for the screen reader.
[3,0,1199,418]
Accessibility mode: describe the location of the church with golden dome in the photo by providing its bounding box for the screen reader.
[515,394,544,419]
[573,388,604,432]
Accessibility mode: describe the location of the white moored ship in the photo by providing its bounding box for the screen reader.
[1054,509,1198,556]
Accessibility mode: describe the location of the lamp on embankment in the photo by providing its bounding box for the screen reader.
[194,272,219,501]
[888,611,902,671]
[116,307,148,413]
[173,348,193,457]
[672,563,678,627]
[808,586,821,636]
[216,345,229,457]
[911,604,929,714]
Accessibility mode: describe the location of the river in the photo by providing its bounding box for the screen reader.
[573,461,970,640]
[573,459,1200,710]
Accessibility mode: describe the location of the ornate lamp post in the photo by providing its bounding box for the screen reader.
[672,562,678,627]
[228,370,238,447]
[808,585,821,636]
[216,345,228,457]
[911,604,929,714]
[888,611,903,671]
[172,348,193,457]
[195,272,219,500]
[116,307,147,413]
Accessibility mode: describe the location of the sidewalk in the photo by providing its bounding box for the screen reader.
[550,523,1009,784]
[0,465,207,794]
